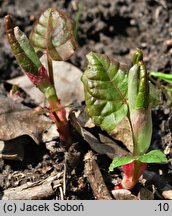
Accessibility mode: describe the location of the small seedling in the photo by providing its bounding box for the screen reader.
[81,48,167,190]
[4,8,77,149]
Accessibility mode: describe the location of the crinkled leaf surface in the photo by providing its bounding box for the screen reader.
[81,52,128,131]
[30,8,77,61]
[139,150,168,163]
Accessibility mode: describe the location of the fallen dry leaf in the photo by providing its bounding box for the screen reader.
[0,96,52,143]
[0,136,30,161]
[75,107,133,153]
[138,187,154,200]
[7,76,43,105]
[42,124,59,143]
[69,110,129,159]
[0,96,52,160]
[109,117,133,153]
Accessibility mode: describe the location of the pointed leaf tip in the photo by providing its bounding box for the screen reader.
[133,48,143,64]
[4,15,13,30]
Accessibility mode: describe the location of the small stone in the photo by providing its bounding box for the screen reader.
[112,189,137,200]
[162,190,172,200]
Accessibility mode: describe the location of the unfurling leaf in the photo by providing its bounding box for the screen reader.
[81,52,128,131]
[4,15,41,75]
[128,51,152,155]
[30,8,77,61]
[129,48,149,110]
[14,27,41,70]
[4,15,51,92]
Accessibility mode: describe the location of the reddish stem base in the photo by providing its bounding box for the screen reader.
[57,123,72,150]
[115,161,147,190]
[49,100,72,150]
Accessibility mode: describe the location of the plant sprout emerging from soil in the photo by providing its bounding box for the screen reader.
[4,8,77,150]
[81,49,168,190]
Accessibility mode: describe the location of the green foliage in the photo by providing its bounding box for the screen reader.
[150,71,172,83]
[5,17,52,93]
[127,64,139,110]
[109,150,167,172]
[109,156,135,172]
[128,49,149,110]
[82,49,167,184]
[4,8,76,149]
[30,8,77,61]
[4,16,41,75]
[135,62,149,109]
[14,27,42,71]
[5,8,168,180]
[81,52,128,131]
[139,150,168,163]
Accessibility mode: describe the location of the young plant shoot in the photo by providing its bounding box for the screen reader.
[81,49,167,190]
[4,8,77,149]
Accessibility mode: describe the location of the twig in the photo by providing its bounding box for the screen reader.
[59,186,64,200]
[84,151,113,200]
[1,172,63,200]
[63,161,67,197]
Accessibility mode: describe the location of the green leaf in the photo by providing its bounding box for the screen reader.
[4,16,52,93]
[30,8,77,61]
[109,156,135,172]
[4,15,41,75]
[81,52,128,131]
[128,64,139,110]
[128,52,150,111]
[150,72,172,84]
[135,61,149,109]
[139,150,168,163]
[109,150,167,172]
[14,27,42,70]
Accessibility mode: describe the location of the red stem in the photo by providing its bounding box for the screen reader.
[49,99,72,149]
[118,161,147,190]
